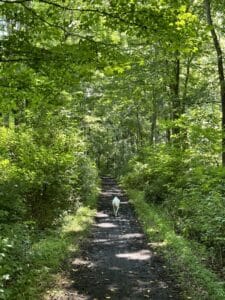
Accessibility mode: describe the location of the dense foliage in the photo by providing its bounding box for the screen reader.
[1,0,225,298]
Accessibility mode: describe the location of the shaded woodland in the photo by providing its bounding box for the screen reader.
[1,0,225,298]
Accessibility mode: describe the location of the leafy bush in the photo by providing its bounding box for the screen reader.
[0,123,99,299]
[0,125,99,228]
[122,145,186,204]
[122,124,225,267]
[0,204,97,300]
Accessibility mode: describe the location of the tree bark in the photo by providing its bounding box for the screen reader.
[150,89,157,144]
[205,0,225,166]
[170,55,181,138]
[182,56,193,114]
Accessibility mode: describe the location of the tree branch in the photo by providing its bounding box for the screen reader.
[21,2,68,33]
[0,0,29,3]
[40,1,147,29]
[22,0,148,30]
[2,0,148,31]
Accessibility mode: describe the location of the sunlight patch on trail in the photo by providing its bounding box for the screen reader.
[95,212,109,218]
[95,222,118,228]
[119,233,144,239]
[116,249,152,261]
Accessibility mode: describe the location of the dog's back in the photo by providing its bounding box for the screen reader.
[112,196,120,217]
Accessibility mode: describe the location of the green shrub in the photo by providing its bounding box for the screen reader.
[122,139,225,267]
[126,189,225,299]
[0,124,99,299]
[0,126,99,228]
[0,205,97,300]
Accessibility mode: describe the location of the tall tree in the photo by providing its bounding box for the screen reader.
[204,0,225,166]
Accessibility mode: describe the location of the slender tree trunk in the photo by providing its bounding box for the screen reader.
[170,55,181,138]
[173,57,180,122]
[166,126,171,143]
[136,108,143,148]
[150,110,157,144]
[205,0,225,166]
[150,90,157,144]
[180,56,193,149]
[182,56,193,114]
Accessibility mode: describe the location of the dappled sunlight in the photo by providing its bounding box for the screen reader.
[119,233,144,239]
[158,281,169,289]
[93,238,109,243]
[116,249,152,261]
[100,188,123,198]
[147,227,159,234]
[47,178,180,299]
[107,284,119,293]
[62,207,96,234]
[116,218,129,222]
[95,211,109,218]
[72,258,90,266]
[95,222,118,228]
[148,241,167,248]
[120,201,129,205]
[100,191,112,197]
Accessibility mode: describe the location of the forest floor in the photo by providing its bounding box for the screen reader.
[47,177,181,300]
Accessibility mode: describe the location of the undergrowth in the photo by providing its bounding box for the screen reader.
[2,199,97,300]
[126,189,225,300]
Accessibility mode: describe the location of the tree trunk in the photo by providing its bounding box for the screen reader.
[150,91,157,144]
[180,56,193,149]
[182,56,193,114]
[170,55,181,139]
[136,108,143,148]
[205,0,225,166]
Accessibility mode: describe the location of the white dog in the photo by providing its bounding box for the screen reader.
[112,196,120,217]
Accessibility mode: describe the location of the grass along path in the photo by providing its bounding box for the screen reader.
[4,204,96,300]
[34,204,97,300]
[126,189,225,299]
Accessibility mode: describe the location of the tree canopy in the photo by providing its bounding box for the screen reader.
[1,0,225,298]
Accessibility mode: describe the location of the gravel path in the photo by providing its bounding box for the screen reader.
[49,177,181,300]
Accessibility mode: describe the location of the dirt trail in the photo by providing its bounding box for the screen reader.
[49,177,181,300]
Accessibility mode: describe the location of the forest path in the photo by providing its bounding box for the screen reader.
[49,177,181,300]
